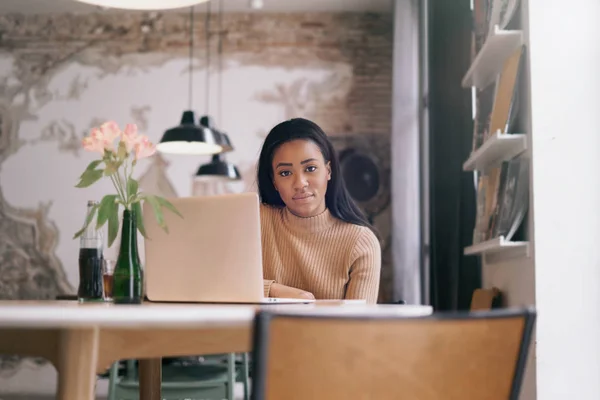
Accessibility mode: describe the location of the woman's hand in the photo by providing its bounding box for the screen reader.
[270,283,315,300]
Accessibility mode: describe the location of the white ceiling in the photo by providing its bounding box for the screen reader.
[0,0,393,14]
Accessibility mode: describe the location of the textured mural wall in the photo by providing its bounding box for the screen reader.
[0,9,392,393]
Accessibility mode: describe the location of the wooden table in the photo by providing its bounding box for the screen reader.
[0,300,433,400]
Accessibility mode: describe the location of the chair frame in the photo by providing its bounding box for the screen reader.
[108,353,250,400]
[250,307,536,400]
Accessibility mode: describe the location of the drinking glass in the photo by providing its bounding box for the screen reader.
[103,259,115,301]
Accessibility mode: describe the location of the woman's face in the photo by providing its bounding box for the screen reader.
[271,139,331,218]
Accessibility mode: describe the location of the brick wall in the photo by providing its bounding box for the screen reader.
[0,11,393,135]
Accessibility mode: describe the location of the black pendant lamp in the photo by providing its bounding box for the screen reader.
[195,154,241,181]
[195,116,241,181]
[199,115,232,152]
[157,111,223,155]
[194,0,241,182]
[156,6,223,156]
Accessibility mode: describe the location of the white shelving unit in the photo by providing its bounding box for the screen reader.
[462,25,529,261]
[463,131,527,171]
[462,25,523,89]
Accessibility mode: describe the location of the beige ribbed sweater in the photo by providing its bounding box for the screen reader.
[260,204,381,304]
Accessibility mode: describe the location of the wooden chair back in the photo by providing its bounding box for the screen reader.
[470,287,502,311]
[251,308,535,400]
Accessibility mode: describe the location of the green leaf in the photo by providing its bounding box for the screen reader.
[96,194,118,230]
[144,194,167,233]
[156,197,183,218]
[75,169,103,188]
[107,203,120,247]
[127,177,139,200]
[73,203,99,239]
[133,201,148,239]
[80,160,103,177]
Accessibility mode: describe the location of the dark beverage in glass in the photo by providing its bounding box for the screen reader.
[77,200,104,302]
[78,248,103,301]
[103,272,114,299]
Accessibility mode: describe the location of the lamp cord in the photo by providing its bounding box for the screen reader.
[188,6,194,111]
[217,0,223,125]
[205,1,211,117]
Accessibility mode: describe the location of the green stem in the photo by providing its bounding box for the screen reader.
[123,155,136,205]
[129,157,135,178]
[110,174,127,204]
[116,172,128,209]
[110,152,127,205]
[126,158,136,205]
[117,159,129,203]
[123,161,129,200]
[129,161,135,190]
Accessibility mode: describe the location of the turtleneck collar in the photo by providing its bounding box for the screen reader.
[282,207,337,234]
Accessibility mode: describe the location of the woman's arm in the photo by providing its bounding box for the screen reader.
[263,279,275,297]
[264,280,315,300]
[345,228,382,304]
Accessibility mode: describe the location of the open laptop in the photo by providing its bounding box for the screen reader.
[142,192,313,304]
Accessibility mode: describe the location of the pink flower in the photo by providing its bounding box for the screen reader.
[134,136,156,160]
[90,127,105,143]
[99,121,121,151]
[122,123,140,153]
[82,135,105,155]
[83,122,119,154]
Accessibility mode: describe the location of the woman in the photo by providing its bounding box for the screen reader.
[257,118,381,304]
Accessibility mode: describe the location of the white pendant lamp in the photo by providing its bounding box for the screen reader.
[74,0,210,11]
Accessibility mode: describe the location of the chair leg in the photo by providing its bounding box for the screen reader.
[126,359,137,380]
[227,353,236,400]
[242,352,250,400]
[107,362,119,400]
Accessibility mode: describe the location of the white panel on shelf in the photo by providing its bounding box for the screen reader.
[462,26,523,89]
[463,132,527,171]
[464,236,529,258]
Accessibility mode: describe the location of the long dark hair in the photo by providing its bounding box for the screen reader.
[257,118,375,232]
